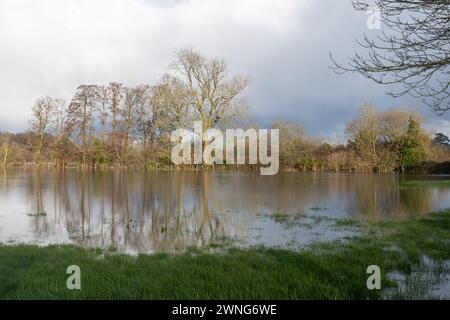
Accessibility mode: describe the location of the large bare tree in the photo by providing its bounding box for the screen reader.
[171,49,250,130]
[331,0,450,114]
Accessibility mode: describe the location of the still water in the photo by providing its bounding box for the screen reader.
[0,169,449,253]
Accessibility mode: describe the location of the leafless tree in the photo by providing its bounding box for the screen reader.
[347,104,379,170]
[66,85,98,164]
[95,85,110,139]
[331,0,450,114]
[133,84,151,147]
[146,75,191,164]
[121,86,140,161]
[30,96,64,164]
[108,82,124,160]
[171,49,250,130]
[150,75,190,135]
[1,135,11,167]
[109,82,124,134]
[20,49,253,168]
[50,98,71,167]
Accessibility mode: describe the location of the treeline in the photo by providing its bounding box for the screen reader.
[0,49,449,173]
[1,49,249,169]
[275,105,450,173]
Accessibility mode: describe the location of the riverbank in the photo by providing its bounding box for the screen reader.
[3,161,450,174]
[0,210,448,299]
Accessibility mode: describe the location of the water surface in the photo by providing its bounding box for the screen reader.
[0,169,449,253]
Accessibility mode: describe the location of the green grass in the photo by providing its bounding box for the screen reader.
[334,219,362,228]
[402,180,450,188]
[0,211,449,300]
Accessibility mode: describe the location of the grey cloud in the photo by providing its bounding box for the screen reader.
[0,0,448,139]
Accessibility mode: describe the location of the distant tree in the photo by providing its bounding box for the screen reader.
[133,84,151,147]
[347,106,430,172]
[377,109,428,170]
[50,98,72,167]
[95,85,111,140]
[1,134,12,166]
[272,122,318,169]
[378,109,422,145]
[66,85,98,164]
[91,138,111,166]
[108,82,125,161]
[328,149,349,172]
[147,75,191,164]
[151,75,190,133]
[30,96,64,164]
[331,0,450,114]
[397,117,427,172]
[346,105,379,170]
[119,85,154,163]
[433,132,450,148]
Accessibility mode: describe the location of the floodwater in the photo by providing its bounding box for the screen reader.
[0,169,449,253]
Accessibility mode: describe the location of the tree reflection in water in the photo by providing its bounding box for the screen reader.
[0,169,448,252]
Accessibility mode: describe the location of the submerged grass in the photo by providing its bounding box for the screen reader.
[402,180,450,188]
[269,213,334,228]
[0,211,449,300]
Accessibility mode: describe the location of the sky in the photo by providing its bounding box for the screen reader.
[0,0,449,142]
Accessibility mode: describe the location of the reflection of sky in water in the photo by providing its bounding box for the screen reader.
[0,169,449,253]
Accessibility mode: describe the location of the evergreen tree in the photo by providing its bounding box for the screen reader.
[397,117,427,172]
[433,133,450,148]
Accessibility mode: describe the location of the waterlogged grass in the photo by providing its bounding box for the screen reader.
[402,180,450,188]
[334,219,362,228]
[269,213,334,227]
[309,206,329,212]
[0,211,449,299]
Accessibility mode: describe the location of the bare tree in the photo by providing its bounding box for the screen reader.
[109,82,124,135]
[1,135,12,167]
[378,109,423,144]
[95,85,110,139]
[272,122,309,168]
[30,96,63,164]
[50,98,71,167]
[171,49,250,130]
[147,75,190,164]
[347,104,379,170]
[108,82,124,161]
[121,86,140,162]
[66,85,98,164]
[347,105,431,172]
[331,1,450,114]
[150,75,190,134]
[133,84,151,147]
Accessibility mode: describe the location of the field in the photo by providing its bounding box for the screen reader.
[0,210,449,300]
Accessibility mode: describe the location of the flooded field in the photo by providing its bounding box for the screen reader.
[0,169,449,253]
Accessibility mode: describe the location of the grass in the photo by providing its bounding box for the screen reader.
[402,180,450,188]
[269,213,333,227]
[0,211,449,300]
[309,206,328,212]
